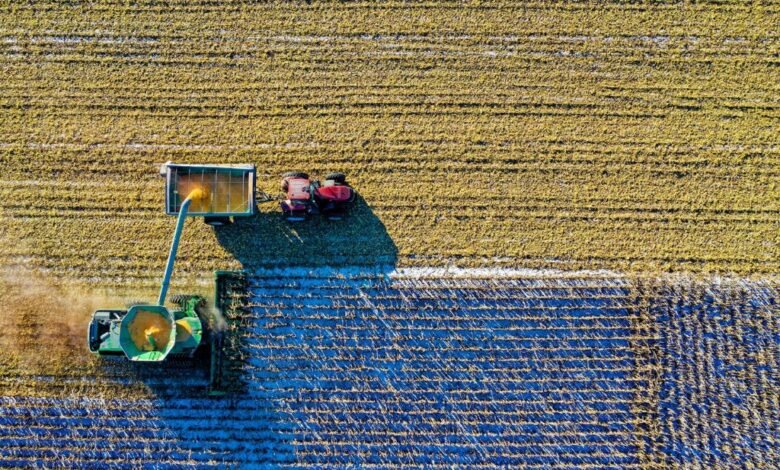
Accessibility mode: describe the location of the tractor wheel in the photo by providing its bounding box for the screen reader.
[325,172,346,184]
[283,171,309,179]
[204,216,232,226]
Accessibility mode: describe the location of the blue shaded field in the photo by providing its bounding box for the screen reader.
[0,270,776,468]
[650,279,779,468]
[244,273,643,468]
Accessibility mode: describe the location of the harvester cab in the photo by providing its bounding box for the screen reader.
[280,171,356,221]
[88,162,256,395]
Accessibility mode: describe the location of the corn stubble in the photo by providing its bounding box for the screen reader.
[0,2,778,286]
[1,270,776,467]
[0,1,778,468]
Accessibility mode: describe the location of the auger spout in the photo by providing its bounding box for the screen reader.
[158,189,204,306]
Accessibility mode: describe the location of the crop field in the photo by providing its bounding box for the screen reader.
[1,1,779,468]
[1,1,780,288]
[1,269,777,468]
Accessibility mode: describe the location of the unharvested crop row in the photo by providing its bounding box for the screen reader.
[639,278,779,467]
[2,272,776,467]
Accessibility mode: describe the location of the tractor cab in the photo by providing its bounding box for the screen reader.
[280,172,312,221]
[281,172,356,221]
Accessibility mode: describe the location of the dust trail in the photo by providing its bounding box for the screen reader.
[208,305,228,333]
[0,267,123,374]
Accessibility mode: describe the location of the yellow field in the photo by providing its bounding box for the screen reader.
[0,4,778,466]
[1,1,779,291]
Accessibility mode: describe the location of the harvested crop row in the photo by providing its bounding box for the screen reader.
[1,2,779,281]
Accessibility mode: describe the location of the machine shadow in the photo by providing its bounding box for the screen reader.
[209,193,398,398]
[208,193,398,394]
[96,196,399,465]
[106,195,397,394]
[214,194,398,269]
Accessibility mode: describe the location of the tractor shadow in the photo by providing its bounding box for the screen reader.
[204,193,397,397]
[213,194,398,269]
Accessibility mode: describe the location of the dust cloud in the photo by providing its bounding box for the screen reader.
[0,267,122,371]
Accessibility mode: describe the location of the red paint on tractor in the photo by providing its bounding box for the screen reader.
[287,178,311,201]
[315,185,353,202]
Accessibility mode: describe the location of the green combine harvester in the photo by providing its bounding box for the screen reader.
[87,162,255,395]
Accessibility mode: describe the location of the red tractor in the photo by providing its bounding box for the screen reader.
[280,172,356,221]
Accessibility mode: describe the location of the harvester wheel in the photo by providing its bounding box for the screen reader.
[325,172,346,184]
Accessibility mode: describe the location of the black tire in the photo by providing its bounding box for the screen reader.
[283,171,309,179]
[325,172,346,184]
[204,216,232,226]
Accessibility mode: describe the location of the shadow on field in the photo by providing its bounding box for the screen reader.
[88,195,399,466]
[213,194,398,269]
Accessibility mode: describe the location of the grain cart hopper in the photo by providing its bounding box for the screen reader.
[87,162,256,395]
[160,161,257,226]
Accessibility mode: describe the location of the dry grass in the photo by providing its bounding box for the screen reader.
[0,1,778,289]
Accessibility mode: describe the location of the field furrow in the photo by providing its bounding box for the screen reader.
[1,269,776,467]
[1,1,779,277]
